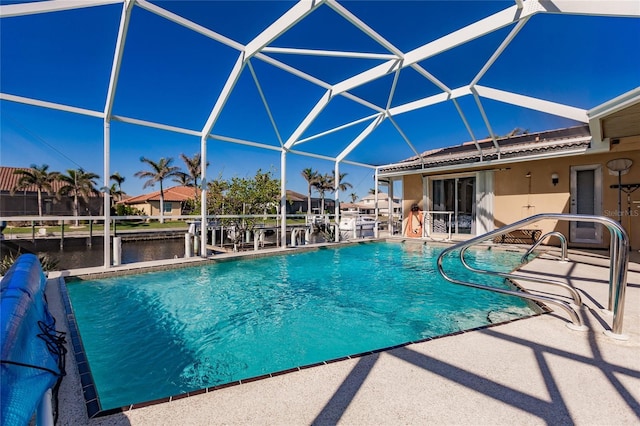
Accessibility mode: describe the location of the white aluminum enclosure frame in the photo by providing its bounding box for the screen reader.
[1,0,638,267]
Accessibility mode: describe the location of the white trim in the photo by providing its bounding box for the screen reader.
[0,0,122,18]
[201,53,246,136]
[104,0,134,119]
[475,85,588,123]
[261,47,397,60]
[325,0,404,57]
[208,134,283,152]
[112,115,201,137]
[248,60,284,147]
[295,113,379,146]
[135,0,243,51]
[336,114,385,162]
[245,0,325,59]
[0,93,104,118]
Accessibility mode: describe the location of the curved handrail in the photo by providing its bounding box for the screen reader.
[521,231,568,263]
[437,213,629,338]
[458,247,582,306]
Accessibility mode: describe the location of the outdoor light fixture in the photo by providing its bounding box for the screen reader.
[551,173,559,186]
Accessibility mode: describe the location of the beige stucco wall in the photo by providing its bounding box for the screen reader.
[402,174,423,237]
[401,136,640,249]
[130,201,181,217]
[494,138,639,248]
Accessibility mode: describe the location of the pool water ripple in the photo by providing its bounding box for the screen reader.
[67,242,540,410]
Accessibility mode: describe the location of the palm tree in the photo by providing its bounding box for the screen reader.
[134,157,181,223]
[180,153,207,201]
[110,172,125,191]
[172,171,193,187]
[349,192,358,203]
[331,171,352,193]
[301,167,319,214]
[105,183,125,213]
[110,172,126,202]
[329,171,352,214]
[57,168,100,226]
[313,173,332,215]
[11,164,59,223]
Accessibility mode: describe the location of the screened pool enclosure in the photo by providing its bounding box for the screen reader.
[1,0,638,267]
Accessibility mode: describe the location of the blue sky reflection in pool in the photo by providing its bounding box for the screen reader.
[67,243,540,410]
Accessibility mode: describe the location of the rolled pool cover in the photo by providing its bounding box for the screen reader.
[1,254,62,426]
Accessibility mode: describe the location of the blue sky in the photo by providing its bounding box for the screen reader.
[1,0,639,200]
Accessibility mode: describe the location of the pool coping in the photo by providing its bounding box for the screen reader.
[56,238,550,419]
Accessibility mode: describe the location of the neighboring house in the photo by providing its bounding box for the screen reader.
[285,190,335,215]
[0,166,103,217]
[378,90,640,250]
[340,193,401,218]
[118,185,198,217]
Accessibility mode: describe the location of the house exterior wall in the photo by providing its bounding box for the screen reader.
[494,138,639,248]
[400,136,639,249]
[128,201,181,217]
[402,174,423,235]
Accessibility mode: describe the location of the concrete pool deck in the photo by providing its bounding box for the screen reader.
[48,245,640,425]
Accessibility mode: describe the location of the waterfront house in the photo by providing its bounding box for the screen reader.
[0,166,103,219]
[117,185,198,217]
[285,189,335,215]
[340,192,401,218]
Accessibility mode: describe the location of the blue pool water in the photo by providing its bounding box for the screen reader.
[66,242,539,410]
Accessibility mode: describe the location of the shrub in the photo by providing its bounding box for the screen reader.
[0,250,59,276]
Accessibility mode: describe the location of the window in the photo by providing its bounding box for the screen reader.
[163,202,172,213]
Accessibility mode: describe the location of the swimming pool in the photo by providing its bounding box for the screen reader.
[64,241,540,413]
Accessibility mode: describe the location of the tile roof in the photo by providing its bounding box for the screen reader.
[120,185,198,204]
[379,125,592,174]
[286,190,306,202]
[0,166,101,197]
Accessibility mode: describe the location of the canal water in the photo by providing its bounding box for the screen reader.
[3,237,187,270]
[2,227,324,270]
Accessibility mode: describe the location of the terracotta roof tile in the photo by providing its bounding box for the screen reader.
[120,185,199,204]
[0,166,88,194]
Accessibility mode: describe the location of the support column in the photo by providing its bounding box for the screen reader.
[280,150,287,248]
[102,0,134,268]
[103,120,111,268]
[388,177,394,235]
[200,135,208,257]
[374,169,380,236]
[334,161,340,226]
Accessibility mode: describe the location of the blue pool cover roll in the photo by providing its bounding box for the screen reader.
[1,254,62,426]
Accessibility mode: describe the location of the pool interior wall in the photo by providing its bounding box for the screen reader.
[59,239,545,418]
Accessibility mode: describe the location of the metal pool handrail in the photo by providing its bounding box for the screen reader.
[521,231,569,263]
[436,213,630,339]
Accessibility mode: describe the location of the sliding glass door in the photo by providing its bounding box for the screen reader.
[431,176,476,234]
